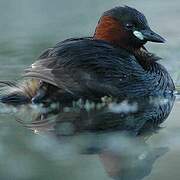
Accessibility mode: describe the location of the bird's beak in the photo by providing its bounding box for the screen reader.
[133,28,165,43]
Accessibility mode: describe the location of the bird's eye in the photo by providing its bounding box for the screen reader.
[125,23,134,29]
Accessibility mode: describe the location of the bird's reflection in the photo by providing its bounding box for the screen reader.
[99,140,168,180]
[15,94,175,135]
[6,94,175,180]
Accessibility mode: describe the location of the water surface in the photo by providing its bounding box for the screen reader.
[0,0,179,180]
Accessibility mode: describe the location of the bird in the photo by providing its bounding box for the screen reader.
[0,5,175,134]
[0,6,175,105]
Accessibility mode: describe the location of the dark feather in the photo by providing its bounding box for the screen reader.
[24,38,174,101]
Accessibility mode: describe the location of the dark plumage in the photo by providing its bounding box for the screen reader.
[0,6,175,132]
[24,38,174,101]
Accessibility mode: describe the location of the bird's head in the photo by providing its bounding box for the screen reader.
[94,6,165,51]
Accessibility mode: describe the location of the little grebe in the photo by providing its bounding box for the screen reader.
[0,6,175,105]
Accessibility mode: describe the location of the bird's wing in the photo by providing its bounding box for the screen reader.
[24,38,157,99]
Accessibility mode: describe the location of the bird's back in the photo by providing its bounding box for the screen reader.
[24,37,174,102]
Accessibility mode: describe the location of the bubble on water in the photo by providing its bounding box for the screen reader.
[108,100,138,114]
[0,103,18,114]
[150,97,170,106]
[84,100,96,111]
[63,107,71,112]
[30,102,59,113]
[138,152,147,160]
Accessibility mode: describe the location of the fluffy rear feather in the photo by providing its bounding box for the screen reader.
[0,79,39,104]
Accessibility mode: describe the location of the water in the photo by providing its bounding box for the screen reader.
[0,0,179,179]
